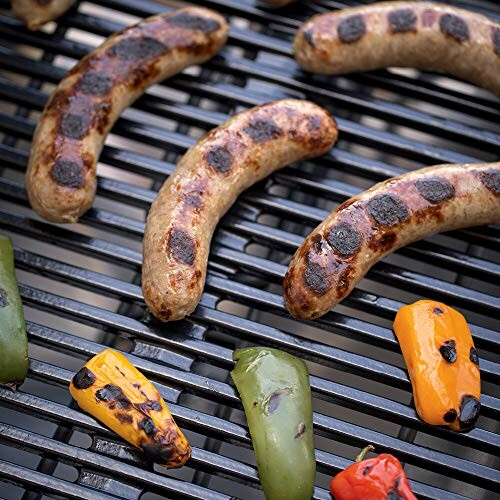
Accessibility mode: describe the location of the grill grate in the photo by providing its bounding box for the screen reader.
[0,0,499,499]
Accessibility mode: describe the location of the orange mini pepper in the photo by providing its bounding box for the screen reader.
[394,300,480,431]
[69,349,190,467]
[330,445,416,500]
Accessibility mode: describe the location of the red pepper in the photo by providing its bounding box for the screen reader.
[330,445,417,500]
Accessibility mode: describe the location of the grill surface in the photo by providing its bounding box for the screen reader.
[0,0,499,499]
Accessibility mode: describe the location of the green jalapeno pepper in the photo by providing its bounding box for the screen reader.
[0,235,28,386]
[231,347,315,500]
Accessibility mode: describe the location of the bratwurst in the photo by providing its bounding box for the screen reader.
[284,163,500,320]
[142,99,337,322]
[11,0,75,30]
[294,1,500,95]
[26,7,228,223]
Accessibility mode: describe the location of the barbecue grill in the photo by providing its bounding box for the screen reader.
[0,0,499,498]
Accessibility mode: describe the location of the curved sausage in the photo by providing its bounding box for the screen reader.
[142,99,337,322]
[26,7,228,223]
[284,162,500,320]
[11,0,75,30]
[294,1,500,95]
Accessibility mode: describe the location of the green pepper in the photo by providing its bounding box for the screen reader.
[0,234,28,386]
[231,347,315,500]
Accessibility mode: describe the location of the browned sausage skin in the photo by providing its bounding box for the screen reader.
[294,2,500,95]
[26,7,228,223]
[11,0,75,30]
[284,163,500,320]
[142,99,337,322]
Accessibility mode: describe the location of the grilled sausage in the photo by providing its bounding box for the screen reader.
[294,2,500,95]
[142,99,337,322]
[11,0,75,30]
[26,7,228,223]
[284,162,500,320]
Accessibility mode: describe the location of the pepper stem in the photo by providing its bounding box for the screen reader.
[355,445,375,462]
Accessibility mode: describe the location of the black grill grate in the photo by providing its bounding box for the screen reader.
[0,0,499,499]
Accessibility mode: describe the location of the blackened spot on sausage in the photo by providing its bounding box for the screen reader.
[439,14,469,43]
[139,417,157,437]
[294,423,306,439]
[338,15,366,43]
[136,399,162,414]
[72,367,95,389]
[265,388,291,415]
[459,395,481,429]
[444,408,458,423]
[416,178,455,203]
[368,230,397,253]
[95,384,132,410]
[76,71,113,95]
[51,160,84,188]
[363,465,372,475]
[303,29,315,47]
[439,340,457,363]
[434,307,444,314]
[183,193,202,209]
[167,227,195,265]
[366,194,409,227]
[307,115,321,132]
[479,170,500,195]
[205,145,233,173]
[60,112,90,139]
[327,222,362,256]
[116,413,133,424]
[167,12,221,33]
[243,119,282,143]
[305,261,330,295]
[0,288,7,307]
[142,443,172,463]
[111,37,168,60]
[493,27,500,56]
[470,347,479,365]
[388,9,417,33]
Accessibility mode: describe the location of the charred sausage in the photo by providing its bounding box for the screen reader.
[294,1,500,95]
[26,7,228,223]
[11,0,75,30]
[142,99,337,322]
[284,162,500,320]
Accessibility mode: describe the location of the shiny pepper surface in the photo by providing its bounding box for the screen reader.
[330,446,416,500]
[69,349,190,467]
[394,300,480,431]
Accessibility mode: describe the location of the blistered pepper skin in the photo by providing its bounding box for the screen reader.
[69,349,190,467]
[394,300,481,431]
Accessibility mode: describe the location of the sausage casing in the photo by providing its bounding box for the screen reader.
[294,1,500,95]
[11,0,75,30]
[142,99,337,321]
[26,7,228,223]
[284,162,500,320]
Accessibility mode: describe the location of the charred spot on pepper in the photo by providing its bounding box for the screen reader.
[265,388,291,415]
[110,37,168,61]
[51,160,84,189]
[470,347,479,365]
[434,307,444,314]
[366,194,409,227]
[205,145,233,173]
[95,384,132,410]
[60,111,91,140]
[416,178,455,203]
[458,395,481,429]
[327,222,362,256]
[294,422,306,439]
[0,288,8,307]
[338,15,366,43]
[167,227,196,265]
[72,367,96,389]
[444,408,458,423]
[243,119,282,143]
[387,476,403,499]
[167,11,221,33]
[133,383,141,390]
[76,71,114,95]
[362,465,372,475]
[304,261,331,296]
[116,412,133,424]
[136,399,162,414]
[479,170,500,195]
[493,27,500,56]
[388,9,417,33]
[139,417,157,438]
[142,443,173,463]
[439,340,457,363]
[439,14,469,43]
[115,365,126,377]
[303,29,315,47]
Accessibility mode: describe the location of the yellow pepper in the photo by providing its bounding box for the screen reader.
[394,300,480,431]
[69,349,190,467]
